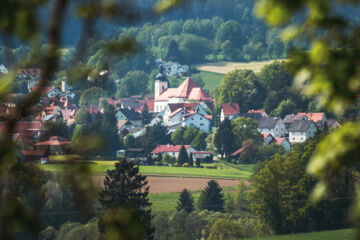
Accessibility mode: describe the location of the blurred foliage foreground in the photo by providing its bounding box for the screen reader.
[0,0,183,239]
[1,0,360,239]
[255,0,360,238]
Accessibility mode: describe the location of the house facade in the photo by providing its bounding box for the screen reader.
[275,138,291,151]
[182,112,212,133]
[288,120,317,143]
[258,117,285,138]
[151,145,196,158]
[220,103,240,122]
[116,109,142,128]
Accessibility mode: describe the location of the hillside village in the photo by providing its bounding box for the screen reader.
[0,62,341,165]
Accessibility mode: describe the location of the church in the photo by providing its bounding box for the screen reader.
[154,77,213,113]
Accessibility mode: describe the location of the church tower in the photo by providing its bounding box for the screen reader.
[154,64,168,98]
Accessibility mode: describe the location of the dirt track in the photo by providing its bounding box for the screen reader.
[93,175,247,193]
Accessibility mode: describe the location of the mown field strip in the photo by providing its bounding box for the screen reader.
[243,228,355,240]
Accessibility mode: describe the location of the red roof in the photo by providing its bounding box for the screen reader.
[297,112,326,122]
[35,136,70,146]
[231,147,244,156]
[21,149,47,156]
[0,121,42,132]
[248,109,264,114]
[156,78,211,101]
[262,133,273,140]
[222,103,240,115]
[275,138,286,144]
[151,145,192,154]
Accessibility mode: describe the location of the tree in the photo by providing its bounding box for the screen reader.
[191,131,207,151]
[183,126,199,144]
[232,117,263,148]
[239,139,260,163]
[99,104,119,155]
[139,122,170,154]
[171,129,184,145]
[197,180,224,212]
[162,154,176,166]
[116,70,149,98]
[214,118,235,159]
[257,61,292,91]
[188,152,194,167]
[270,98,296,118]
[208,219,243,240]
[74,107,91,125]
[217,69,265,111]
[79,87,102,106]
[216,20,245,50]
[178,145,189,166]
[176,189,195,213]
[124,134,135,149]
[99,159,153,238]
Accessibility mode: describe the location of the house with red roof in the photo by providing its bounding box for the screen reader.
[297,112,326,123]
[163,102,208,124]
[220,103,240,121]
[247,109,268,117]
[274,138,291,151]
[154,77,212,113]
[151,144,196,159]
[35,136,70,155]
[262,133,275,145]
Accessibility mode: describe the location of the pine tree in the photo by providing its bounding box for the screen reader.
[197,180,224,212]
[214,118,235,160]
[176,189,194,213]
[188,153,194,167]
[178,145,189,166]
[99,159,153,238]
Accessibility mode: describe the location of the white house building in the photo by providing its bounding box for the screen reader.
[258,117,286,138]
[182,112,212,133]
[288,120,317,143]
[151,145,196,158]
[220,103,240,122]
[258,117,285,138]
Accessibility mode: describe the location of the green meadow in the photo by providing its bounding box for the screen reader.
[192,70,225,92]
[38,161,254,180]
[244,228,355,240]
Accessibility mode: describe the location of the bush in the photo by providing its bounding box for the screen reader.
[182,163,189,167]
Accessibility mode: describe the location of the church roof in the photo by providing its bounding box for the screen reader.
[155,77,211,101]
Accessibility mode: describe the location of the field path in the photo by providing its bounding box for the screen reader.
[93,175,249,193]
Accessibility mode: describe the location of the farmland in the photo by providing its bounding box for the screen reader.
[38,161,254,180]
[244,228,355,240]
[195,60,284,74]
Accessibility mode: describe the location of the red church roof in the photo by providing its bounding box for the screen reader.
[155,78,211,101]
[221,103,240,115]
[151,145,192,154]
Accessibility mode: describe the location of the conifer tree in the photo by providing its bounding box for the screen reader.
[99,159,153,238]
[197,180,224,212]
[178,145,189,166]
[176,189,194,213]
[188,153,194,167]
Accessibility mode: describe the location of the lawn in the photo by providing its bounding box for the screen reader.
[192,70,225,92]
[38,161,253,180]
[244,229,355,240]
[150,188,236,213]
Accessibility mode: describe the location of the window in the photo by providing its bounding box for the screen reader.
[293,137,295,140]
[301,137,303,140]
[200,117,202,120]
[191,117,194,120]
[200,123,204,126]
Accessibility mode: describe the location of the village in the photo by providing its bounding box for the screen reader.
[0,62,340,165]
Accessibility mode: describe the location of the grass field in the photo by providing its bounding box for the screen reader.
[38,161,254,180]
[244,229,355,240]
[192,70,225,92]
[150,187,236,213]
[195,60,285,74]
